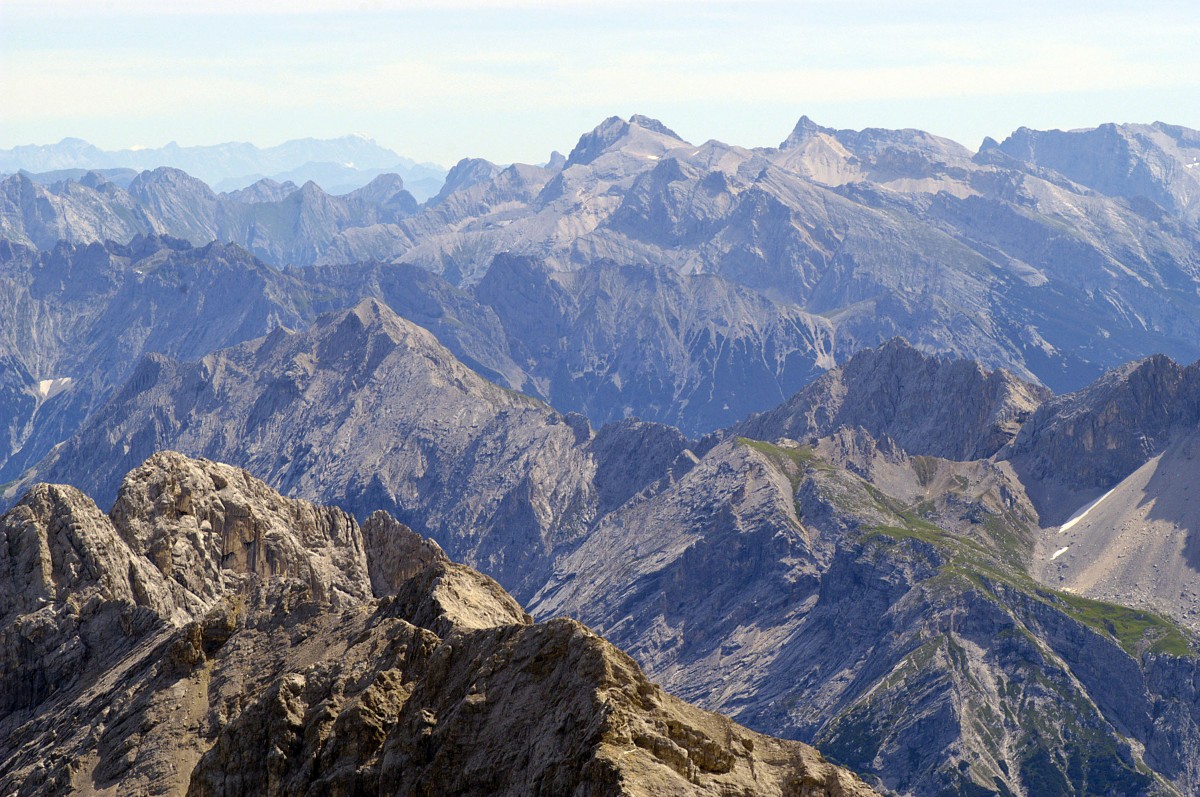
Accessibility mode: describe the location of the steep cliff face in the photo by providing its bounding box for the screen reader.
[0,453,878,797]
[734,338,1050,461]
[1000,354,1200,522]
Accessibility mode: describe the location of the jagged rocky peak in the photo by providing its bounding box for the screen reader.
[119,230,196,258]
[735,337,1050,461]
[566,113,690,167]
[778,114,837,150]
[429,156,502,205]
[1001,353,1200,518]
[0,481,172,628]
[110,450,373,614]
[0,453,879,797]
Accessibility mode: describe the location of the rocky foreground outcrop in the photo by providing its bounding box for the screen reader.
[0,451,877,797]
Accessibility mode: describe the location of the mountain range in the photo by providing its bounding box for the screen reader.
[5,116,1200,400]
[11,291,1200,795]
[0,135,448,201]
[5,114,1200,796]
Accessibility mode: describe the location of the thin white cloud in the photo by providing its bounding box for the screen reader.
[1,0,1197,161]
[3,0,780,13]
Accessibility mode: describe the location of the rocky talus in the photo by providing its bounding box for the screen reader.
[0,451,878,797]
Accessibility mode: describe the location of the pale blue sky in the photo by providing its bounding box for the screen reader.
[2,0,1198,166]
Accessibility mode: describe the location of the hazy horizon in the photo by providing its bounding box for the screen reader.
[3,0,1198,166]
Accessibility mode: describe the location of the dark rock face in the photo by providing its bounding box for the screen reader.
[475,254,836,436]
[588,418,696,513]
[0,453,878,797]
[1001,354,1200,522]
[734,338,1050,461]
[0,236,317,481]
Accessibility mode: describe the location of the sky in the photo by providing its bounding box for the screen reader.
[2,0,1199,167]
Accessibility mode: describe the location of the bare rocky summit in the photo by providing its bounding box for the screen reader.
[21,298,600,600]
[0,452,877,797]
[734,338,1050,460]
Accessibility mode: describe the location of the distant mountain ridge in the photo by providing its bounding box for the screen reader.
[0,168,421,266]
[6,116,1200,398]
[0,236,837,484]
[0,134,447,201]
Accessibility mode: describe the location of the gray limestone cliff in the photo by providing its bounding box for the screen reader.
[1001,354,1200,522]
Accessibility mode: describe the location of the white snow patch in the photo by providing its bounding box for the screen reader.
[36,377,73,400]
[1059,486,1118,532]
[1051,546,1070,560]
